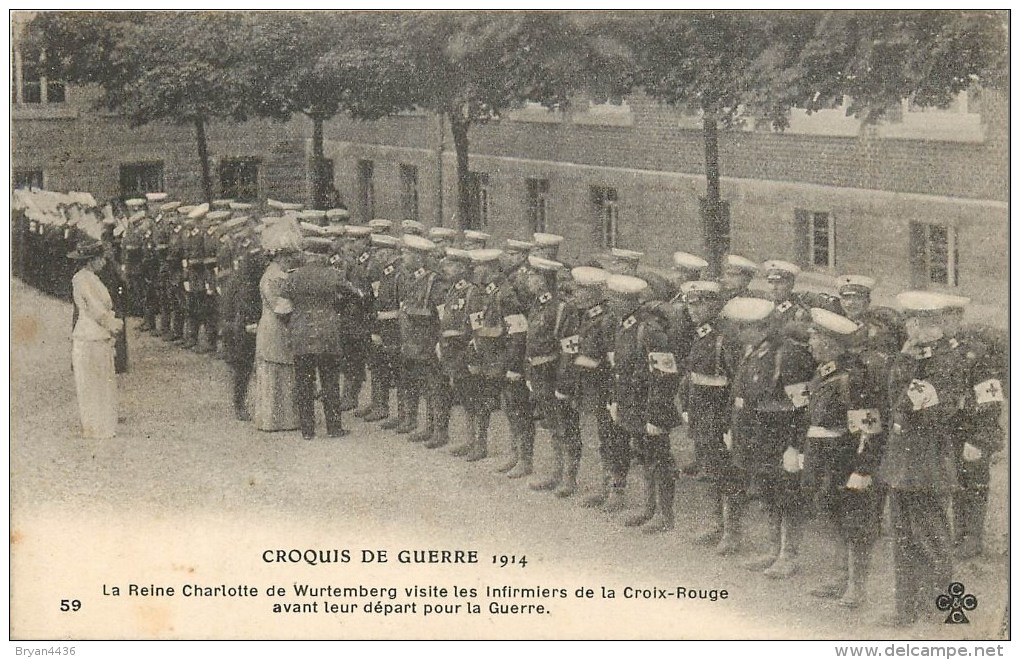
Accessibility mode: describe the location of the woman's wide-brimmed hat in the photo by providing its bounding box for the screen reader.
[67,239,105,260]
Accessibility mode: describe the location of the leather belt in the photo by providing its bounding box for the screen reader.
[528,354,557,366]
[442,330,465,338]
[807,426,846,439]
[376,310,400,320]
[690,372,728,387]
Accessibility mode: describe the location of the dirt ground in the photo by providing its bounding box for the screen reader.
[9,279,1009,640]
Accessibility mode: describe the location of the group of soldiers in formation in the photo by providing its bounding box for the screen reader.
[16,188,1005,627]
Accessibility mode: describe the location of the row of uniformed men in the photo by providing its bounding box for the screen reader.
[112,194,1003,625]
[346,234,1003,626]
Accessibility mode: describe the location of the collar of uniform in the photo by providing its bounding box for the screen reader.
[383,264,396,276]
[454,279,471,291]
[903,342,937,360]
[485,282,498,295]
[174,226,182,233]
[358,252,370,264]
[775,300,793,314]
[413,267,428,280]
[329,254,342,266]
[538,291,553,305]
[587,303,604,318]
[621,315,637,330]
[697,323,713,338]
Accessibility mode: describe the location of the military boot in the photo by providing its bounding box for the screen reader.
[465,419,489,462]
[380,389,406,430]
[493,432,519,473]
[363,386,391,423]
[623,465,657,527]
[450,412,479,456]
[409,396,434,443]
[530,437,565,491]
[838,541,871,609]
[425,403,453,449]
[506,427,535,479]
[764,514,802,579]
[810,535,849,599]
[339,378,363,413]
[743,511,782,570]
[555,446,581,498]
[642,468,676,534]
[693,494,724,546]
[715,497,745,556]
[603,481,627,513]
[395,393,419,434]
[582,472,611,508]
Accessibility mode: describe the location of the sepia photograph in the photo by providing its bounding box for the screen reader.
[8,8,1011,648]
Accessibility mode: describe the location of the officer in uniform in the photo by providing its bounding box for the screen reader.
[838,275,904,356]
[721,254,759,300]
[164,205,195,343]
[523,256,583,497]
[200,209,231,353]
[401,219,426,237]
[940,296,1005,560]
[802,307,887,609]
[878,291,970,626]
[682,281,741,543]
[498,246,537,477]
[121,200,147,323]
[725,295,815,577]
[336,226,375,413]
[219,216,262,421]
[364,234,403,424]
[605,274,682,533]
[456,248,512,463]
[367,218,393,235]
[532,233,563,261]
[428,247,475,449]
[353,221,394,420]
[179,203,208,349]
[714,297,773,554]
[560,267,621,508]
[762,260,811,326]
[148,201,178,337]
[394,235,443,436]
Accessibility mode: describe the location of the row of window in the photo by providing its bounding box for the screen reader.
[11,51,65,105]
[13,158,959,289]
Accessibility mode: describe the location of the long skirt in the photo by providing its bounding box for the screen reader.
[253,359,299,431]
[72,338,117,439]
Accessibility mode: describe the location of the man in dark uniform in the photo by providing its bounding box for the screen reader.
[682,281,741,544]
[940,297,1005,561]
[721,254,758,301]
[725,296,815,578]
[878,291,970,626]
[149,202,178,337]
[364,233,403,424]
[499,246,537,477]
[276,238,361,439]
[524,256,583,497]
[564,267,623,510]
[164,205,194,343]
[838,275,905,356]
[428,247,475,449]
[121,198,148,322]
[394,235,443,436]
[606,274,682,534]
[456,248,511,463]
[802,307,888,609]
[463,230,490,250]
[220,222,263,420]
[179,203,208,349]
[336,225,375,412]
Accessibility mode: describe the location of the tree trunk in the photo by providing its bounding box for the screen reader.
[450,116,472,231]
[701,112,726,277]
[434,110,445,227]
[311,115,327,210]
[194,116,213,204]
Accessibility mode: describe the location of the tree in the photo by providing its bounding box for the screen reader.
[621,10,1007,274]
[25,11,258,203]
[384,11,628,229]
[245,11,412,209]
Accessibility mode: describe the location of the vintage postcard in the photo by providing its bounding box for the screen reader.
[9,8,1010,645]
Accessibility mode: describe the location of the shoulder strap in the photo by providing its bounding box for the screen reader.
[554,301,566,337]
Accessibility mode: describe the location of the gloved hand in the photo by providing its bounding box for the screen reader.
[371,334,382,346]
[646,423,665,436]
[782,446,802,473]
[607,402,618,423]
[554,390,570,401]
[245,323,258,334]
[962,442,984,462]
[506,371,522,382]
[845,473,872,491]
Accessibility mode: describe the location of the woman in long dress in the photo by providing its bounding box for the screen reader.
[69,239,123,439]
[252,221,302,431]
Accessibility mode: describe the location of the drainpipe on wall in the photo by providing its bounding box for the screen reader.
[435,110,444,227]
